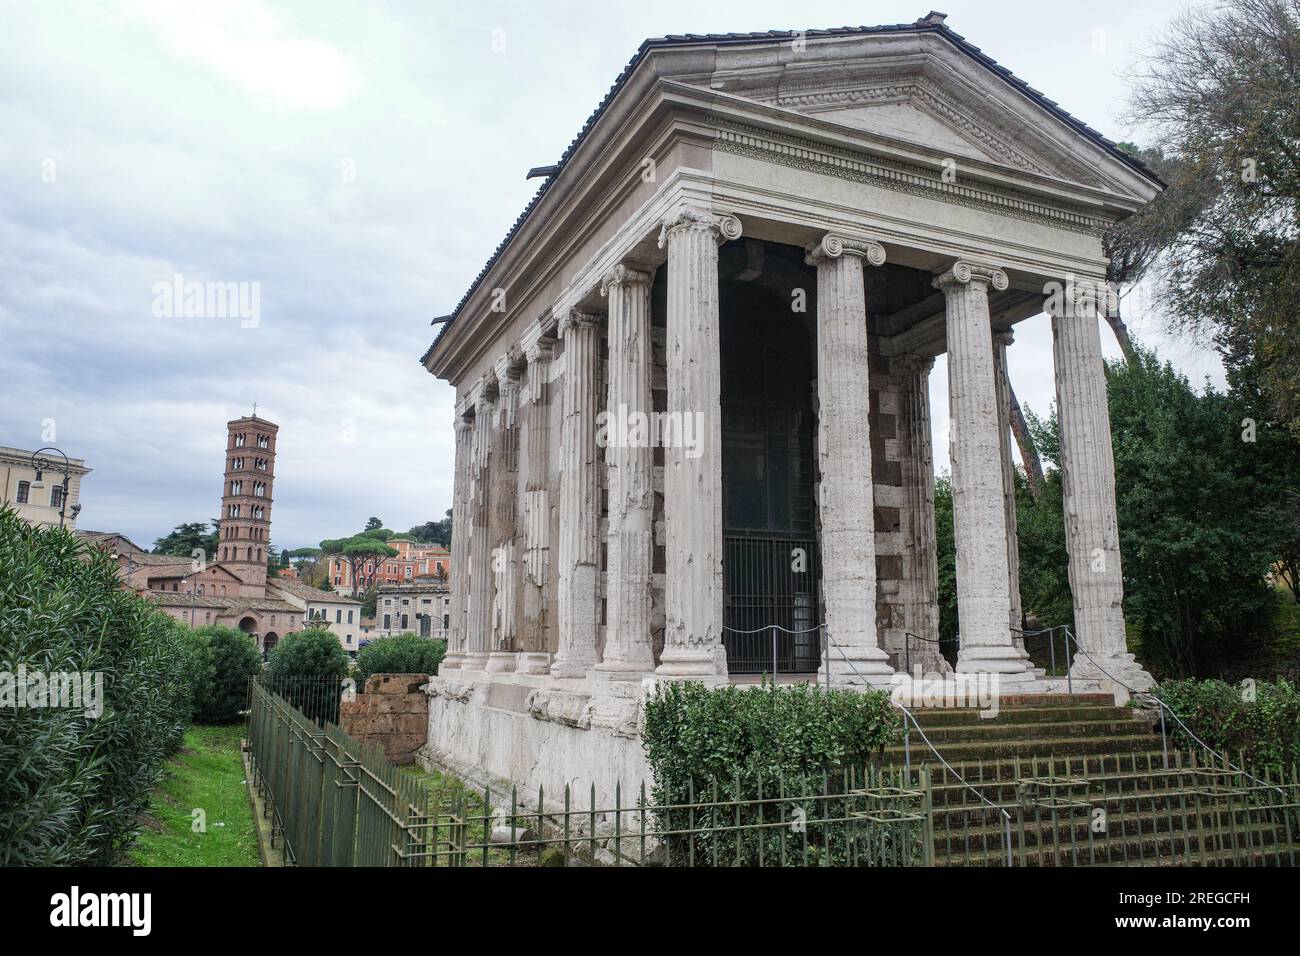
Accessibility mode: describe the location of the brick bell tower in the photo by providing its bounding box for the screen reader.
[217,413,278,592]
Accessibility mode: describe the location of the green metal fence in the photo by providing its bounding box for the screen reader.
[245,679,930,866]
[245,680,1299,867]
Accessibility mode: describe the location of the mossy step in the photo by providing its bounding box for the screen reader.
[906,693,1116,710]
[907,706,1144,727]
[933,810,1289,844]
[938,833,1296,867]
[924,777,1253,809]
[916,720,1155,744]
[883,735,1164,763]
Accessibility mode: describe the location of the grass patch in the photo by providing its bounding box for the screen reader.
[401,766,554,866]
[127,724,261,867]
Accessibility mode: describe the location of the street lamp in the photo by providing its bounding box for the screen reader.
[29,446,74,529]
[111,550,137,590]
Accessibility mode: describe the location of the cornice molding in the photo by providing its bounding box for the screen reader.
[711,119,1113,237]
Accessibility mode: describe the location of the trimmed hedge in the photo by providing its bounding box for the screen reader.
[1155,678,1300,774]
[642,681,901,865]
[263,627,350,723]
[0,508,198,865]
[188,625,262,724]
[352,634,445,691]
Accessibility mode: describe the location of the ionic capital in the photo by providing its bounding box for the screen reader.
[656,205,742,249]
[524,338,554,366]
[993,328,1015,348]
[805,233,886,268]
[933,260,1009,294]
[893,353,936,377]
[557,308,602,338]
[600,263,653,298]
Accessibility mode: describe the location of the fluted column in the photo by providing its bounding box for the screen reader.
[595,264,656,679]
[807,234,894,687]
[992,330,1025,650]
[896,354,946,673]
[551,308,603,680]
[465,388,496,670]
[486,361,521,673]
[934,262,1031,679]
[654,206,738,682]
[442,414,474,672]
[518,338,554,675]
[1050,288,1154,689]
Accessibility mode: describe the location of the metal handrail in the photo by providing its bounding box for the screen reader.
[901,630,959,673]
[823,632,1014,866]
[1051,626,1284,794]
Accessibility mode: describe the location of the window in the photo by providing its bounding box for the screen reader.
[400,614,408,629]
[334,576,341,585]
[257,434,269,448]
[347,610,353,623]
[15,480,29,504]
[346,635,353,645]
[335,609,341,624]
[442,614,449,630]
[50,486,63,509]
[383,614,391,629]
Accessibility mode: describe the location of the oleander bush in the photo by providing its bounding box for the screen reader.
[642,681,903,865]
[352,633,445,691]
[0,508,198,865]
[1154,678,1300,775]
[262,626,350,723]
[187,624,262,724]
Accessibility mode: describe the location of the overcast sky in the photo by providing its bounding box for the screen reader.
[0,0,1221,552]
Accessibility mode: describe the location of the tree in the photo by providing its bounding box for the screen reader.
[188,625,262,724]
[406,509,453,547]
[364,516,384,531]
[263,627,350,723]
[1125,0,1300,433]
[318,535,398,592]
[353,634,446,691]
[153,521,218,559]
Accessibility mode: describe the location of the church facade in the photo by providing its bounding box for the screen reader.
[420,13,1158,794]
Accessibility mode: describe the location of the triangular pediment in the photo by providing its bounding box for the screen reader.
[700,37,1143,195]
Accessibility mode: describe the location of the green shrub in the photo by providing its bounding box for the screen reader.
[1155,678,1300,774]
[642,681,902,865]
[353,634,445,691]
[188,625,262,723]
[0,508,199,864]
[263,627,349,723]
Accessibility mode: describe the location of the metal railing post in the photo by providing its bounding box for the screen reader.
[771,625,778,683]
[1159,707,1169,769]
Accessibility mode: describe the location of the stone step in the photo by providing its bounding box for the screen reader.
[903,705,1144,727]
[924,775,1240,809]
[905,693,1117,710]
[914,719,1154,745]
[884,734,1164,763]
[936,825,1296,867]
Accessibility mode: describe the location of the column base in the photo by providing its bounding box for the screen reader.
[460,652,489,672]
[654,644,729,685]
[515,652,551,675]
[593,652,656,682]
[484,651,517,673]
[819,648,896,690]
[1070,652,1156,696]
[955,643,1036,680]
[550,654,598,681]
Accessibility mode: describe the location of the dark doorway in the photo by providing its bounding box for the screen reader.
[719,241,821,675]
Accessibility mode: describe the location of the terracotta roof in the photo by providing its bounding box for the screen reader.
[268,579,361,604]
[146,592,299,613]
[421,14,1162,367]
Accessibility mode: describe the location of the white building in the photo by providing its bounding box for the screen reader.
[267,578,365,656]
[374,582,451,640]
[1,446,90,530]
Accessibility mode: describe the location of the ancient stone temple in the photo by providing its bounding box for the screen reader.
[420,13,1158,793]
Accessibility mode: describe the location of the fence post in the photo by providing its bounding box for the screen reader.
[771,625,778,683]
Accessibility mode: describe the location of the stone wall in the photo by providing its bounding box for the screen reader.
[339,673,430,765]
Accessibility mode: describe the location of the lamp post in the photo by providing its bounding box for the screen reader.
[29,447,74,528]
[111,549,137,590]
